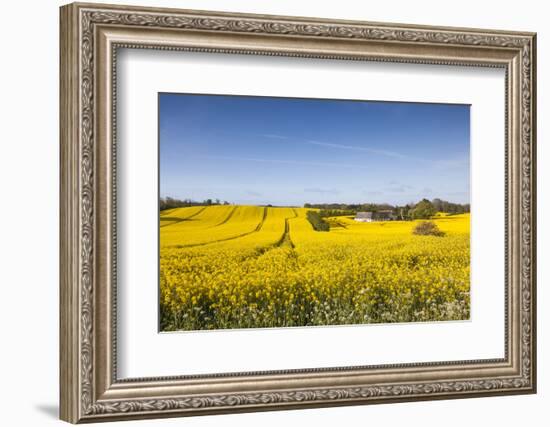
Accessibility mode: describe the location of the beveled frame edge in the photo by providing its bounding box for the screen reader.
[59,2,536,423]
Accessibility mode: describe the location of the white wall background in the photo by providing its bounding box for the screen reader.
[0,0,545,426]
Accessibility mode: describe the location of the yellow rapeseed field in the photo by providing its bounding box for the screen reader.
[160,206,470,331]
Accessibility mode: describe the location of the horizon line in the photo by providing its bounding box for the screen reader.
[159,197,470,207]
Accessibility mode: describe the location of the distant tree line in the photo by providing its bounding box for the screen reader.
[160,196,230,211]
[318,209,356,218]
[305,198,470,221]
[305,202,395,212]
[431,198,470,214]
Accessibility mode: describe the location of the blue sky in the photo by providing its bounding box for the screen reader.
[159,93,470,206]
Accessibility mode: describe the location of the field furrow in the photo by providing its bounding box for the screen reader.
[161,205,234,233]
[161,206,267,248]
[275,208,297,249]
[159,206,207,228]
[210,205,238,228]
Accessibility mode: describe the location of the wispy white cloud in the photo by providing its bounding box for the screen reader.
[197,155,372,170]
[433,157,470,169]
[385,183,414,193]
[257,136,468,172]
[305,139,409,159]
[305,140,470,171]
[304,188,340,195]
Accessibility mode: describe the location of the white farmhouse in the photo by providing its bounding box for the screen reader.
[354,212,374,222]
[354,210,396,222]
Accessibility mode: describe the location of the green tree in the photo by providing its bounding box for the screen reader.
[410,199,436,219]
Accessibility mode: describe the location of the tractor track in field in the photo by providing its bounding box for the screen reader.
[209,206,238,228]
[160,206,207,228]
[159,208,177,217]
[332,218,349,229]
[172,207,269,248]
[275,208,297,249]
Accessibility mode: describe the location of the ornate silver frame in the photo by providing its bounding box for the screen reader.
[60,2,537,423]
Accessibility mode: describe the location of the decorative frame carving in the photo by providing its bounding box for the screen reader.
[60,2,536,423]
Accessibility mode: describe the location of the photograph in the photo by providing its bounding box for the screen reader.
[158,93,471,332]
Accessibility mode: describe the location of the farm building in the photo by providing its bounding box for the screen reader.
[354,210,396,222]
[354,212,374,222]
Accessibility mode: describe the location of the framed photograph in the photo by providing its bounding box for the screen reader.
[60,2,537,423]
